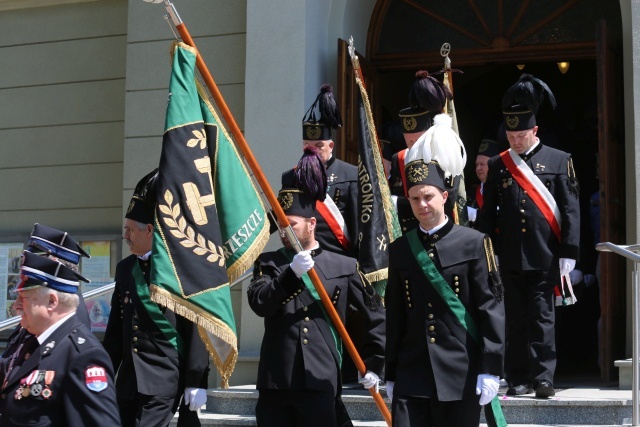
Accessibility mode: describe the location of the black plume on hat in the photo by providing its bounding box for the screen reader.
[125,168,159,224]
[409,70,452,113]
[502,74,556,131]
[502,73,556,115]
[294,146,327,202]
[303,84,342,127]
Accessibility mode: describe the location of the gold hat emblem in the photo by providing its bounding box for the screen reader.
[402,117,417,132]
[127,200,136,214]
[305,125,322,140]
[278,192,294,211]
[505,115,519,130]
[479,140,489,153]
[407,161,429,183]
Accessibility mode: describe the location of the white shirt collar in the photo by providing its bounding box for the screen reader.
[138,251,152,261]
[38,312,75,344]
[524,138,540,155]
[419,215,448,235]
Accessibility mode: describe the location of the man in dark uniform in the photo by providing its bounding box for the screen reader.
[0,224,93,392]
[467,139,501,229]
[479,74,580,399]
[385,155,505,427]
[103,169,209,427]
[390,70,467,233]
[0,251,121,427]
[248,181,386,427]
[282,84,358,258]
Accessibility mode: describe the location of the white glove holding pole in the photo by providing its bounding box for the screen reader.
[184,387,207,411]
[559,258,576,277]
[476,374,500,406]
[358,371,380,393]
[290,251,314,278]
[386,380,394,401]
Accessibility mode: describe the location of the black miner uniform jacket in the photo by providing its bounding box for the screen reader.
[478,143,580,271]
[282,156,359,258]
[0,315,121,427]
[248,247,385,394]
[385,221,505,401]
[103,255,209,400]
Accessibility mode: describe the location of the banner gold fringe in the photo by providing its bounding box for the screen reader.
[150,285,238,388]
[354,74,401,244]
[225,224,269,283]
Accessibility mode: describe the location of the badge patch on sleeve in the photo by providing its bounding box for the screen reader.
[85,365,108,392]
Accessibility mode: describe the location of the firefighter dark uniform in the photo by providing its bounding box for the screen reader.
[0,316,120,427]
[102,255,209,426]
[282,155,358,258]
[386,220,505,426]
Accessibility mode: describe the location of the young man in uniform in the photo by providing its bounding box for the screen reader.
[248,173,385,427]
[385,147,505,425]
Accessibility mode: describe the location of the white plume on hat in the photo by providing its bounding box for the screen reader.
[404,113,467,180]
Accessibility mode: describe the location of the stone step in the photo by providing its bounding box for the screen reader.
[195,383,633,426]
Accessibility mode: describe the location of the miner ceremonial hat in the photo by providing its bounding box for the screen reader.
[302,84,342,141]
[403,160,447,192]
[27,223,90,265]
[502,73,556,131]
[279,146,327,218]
[477,138,500,158]
[399,70,452,134]
[18,250,90,294]
[126,168,159,225]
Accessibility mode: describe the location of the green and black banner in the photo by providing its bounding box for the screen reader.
[150,42,268,387]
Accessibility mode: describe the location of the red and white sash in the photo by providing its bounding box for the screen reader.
[500,149,562,240]
[316,196,350,250]
[475,184,484,209]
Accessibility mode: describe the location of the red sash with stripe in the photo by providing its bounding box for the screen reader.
[475,185,484,209]
[315,200,350,250]
[398,149,408,197]
[500,150,561,240]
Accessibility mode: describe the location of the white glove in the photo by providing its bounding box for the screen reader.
[559,258,576,277]
[290,251,314,278]
[358,371,380,393]
[184,387,207,411]
[476,374,500,406]
[386,380,394,401]
[466,206,478,222]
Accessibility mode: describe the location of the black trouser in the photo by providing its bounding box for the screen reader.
[391,394,481,427]
[255,389,338,427]
[118,393,179,427]
[502,269,557,386]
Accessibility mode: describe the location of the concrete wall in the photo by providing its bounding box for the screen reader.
[0,0,127,239]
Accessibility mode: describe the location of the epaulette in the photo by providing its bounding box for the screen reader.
[567,157,580,198]
[357,264,382,311]
[483,235,504,302]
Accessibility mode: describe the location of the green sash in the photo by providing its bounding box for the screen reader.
[278,248,343,366]
[406,229,507,427]
[133,261,184,358]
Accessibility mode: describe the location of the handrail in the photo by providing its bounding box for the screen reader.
[596,241,640,426]
[0,270,253,334]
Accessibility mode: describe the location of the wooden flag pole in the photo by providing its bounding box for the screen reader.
[160,2,391,425]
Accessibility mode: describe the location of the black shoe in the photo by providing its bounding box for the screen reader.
[506,384,532,396]
[534,380,555,398]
